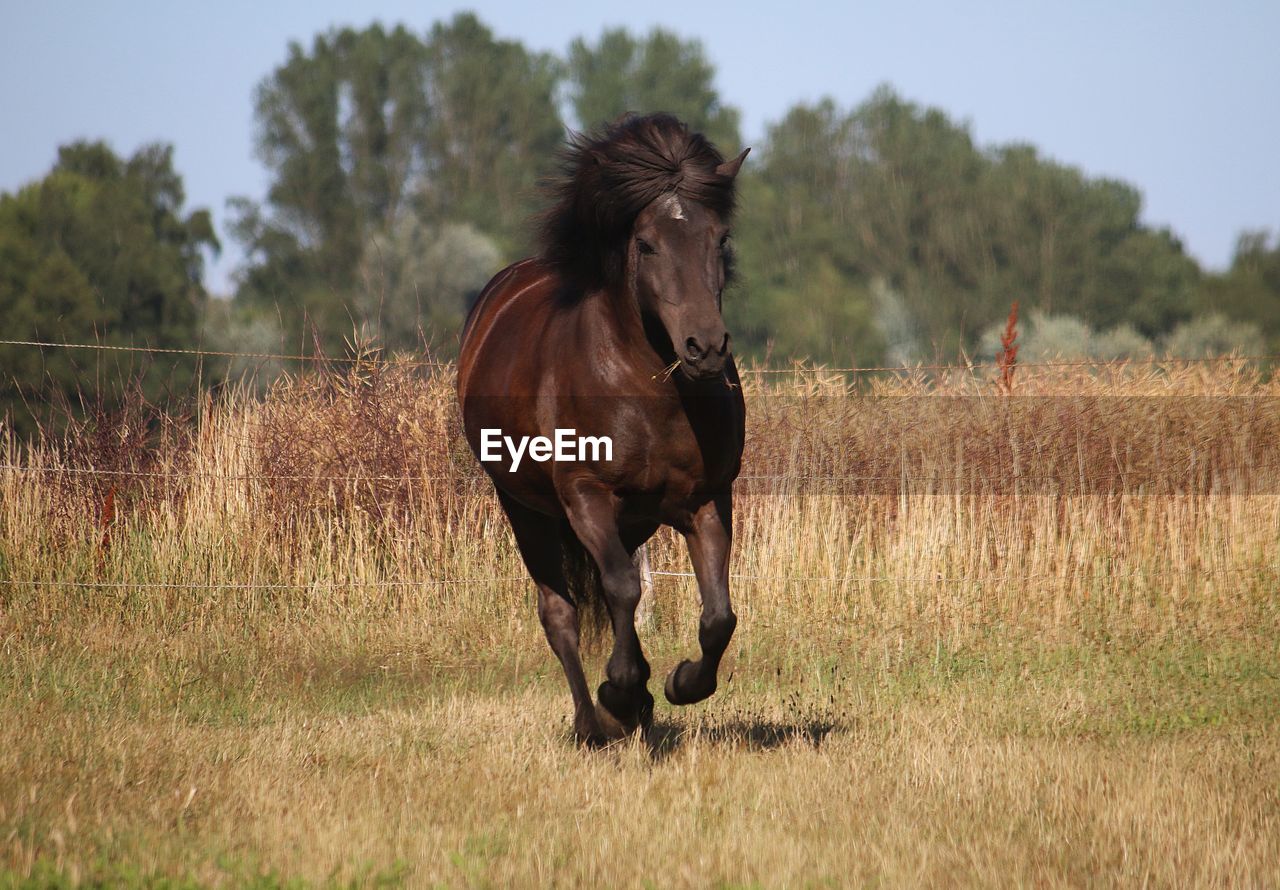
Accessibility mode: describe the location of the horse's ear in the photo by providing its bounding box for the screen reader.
[715,148,750,180]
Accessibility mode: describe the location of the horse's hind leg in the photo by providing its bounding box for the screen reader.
[666,493,737,706]
[561,485,654,738]
[497,492,605,745]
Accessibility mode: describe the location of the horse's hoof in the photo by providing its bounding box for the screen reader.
[637,689,655,733]
[574,712,610,748]
[592,702,631,741]
[596,682,653,740]
[664,660,716,705]
[576,729,612,749]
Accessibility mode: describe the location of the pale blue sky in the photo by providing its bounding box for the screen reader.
[2,0,1277,294]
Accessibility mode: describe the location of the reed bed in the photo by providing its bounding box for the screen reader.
[2,359,1276,646]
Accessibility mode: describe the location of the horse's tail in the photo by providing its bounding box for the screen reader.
[557,519,611,641]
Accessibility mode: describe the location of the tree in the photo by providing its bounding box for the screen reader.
[1164,313,1265,357]
[356,218,500,355]
[1090,227,1198,336]
[728,102,883,363]
[230,24,432,344]
[232,16,563,353]
[1197,230,1280,353]
[0,141,218,432]
[732,87,1203,363]
[977,312,1156,361]
[566,28,741,152]
[418,13,564,253]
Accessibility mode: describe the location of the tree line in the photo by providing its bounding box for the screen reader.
[3,12,1278,429]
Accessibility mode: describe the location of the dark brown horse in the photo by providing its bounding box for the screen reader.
[457,114,750,745]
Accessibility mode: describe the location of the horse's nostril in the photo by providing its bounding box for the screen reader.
[685,336,703,360]
[719,332,731,355]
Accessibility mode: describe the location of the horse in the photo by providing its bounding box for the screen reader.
[457,113,749,745]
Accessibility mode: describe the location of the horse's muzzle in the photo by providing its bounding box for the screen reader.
[682,330,731,378]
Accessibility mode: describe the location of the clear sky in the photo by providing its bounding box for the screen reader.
[2,0,1277,294]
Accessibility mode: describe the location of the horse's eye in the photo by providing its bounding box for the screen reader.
[719,233,731,249]
[636,238,657,256]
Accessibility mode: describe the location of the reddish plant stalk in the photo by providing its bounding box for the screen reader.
[997,301,1020,394]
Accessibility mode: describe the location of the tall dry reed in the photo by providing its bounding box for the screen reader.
[2,359,1276,651]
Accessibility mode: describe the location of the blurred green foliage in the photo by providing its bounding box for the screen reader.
[0,142,218,432]
[226,15,563,356]
[3,12,1278,429]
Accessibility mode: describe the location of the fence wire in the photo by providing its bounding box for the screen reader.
[4,563,1267,593]
[4,337,1277,375]
[4,462,1278,486]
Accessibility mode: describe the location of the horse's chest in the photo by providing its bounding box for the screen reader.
[660,427,737,484]
[618,402,742,501]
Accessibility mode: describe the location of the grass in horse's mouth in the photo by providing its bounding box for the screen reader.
[650,360,740,387]
[652,359,682,382]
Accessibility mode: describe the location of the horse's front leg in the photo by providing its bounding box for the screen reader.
[562,482,654,738]
[666,492,737,705]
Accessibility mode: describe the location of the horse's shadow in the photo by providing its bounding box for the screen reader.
[645,716,841,761]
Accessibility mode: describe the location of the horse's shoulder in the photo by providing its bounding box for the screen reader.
[463,259,548,336]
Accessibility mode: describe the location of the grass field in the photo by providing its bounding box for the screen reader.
[2,359,1278,887]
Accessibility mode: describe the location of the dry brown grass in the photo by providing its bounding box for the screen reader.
[1,359,1278,887]
[5,661,1278,887]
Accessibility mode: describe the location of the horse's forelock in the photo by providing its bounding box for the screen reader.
[538,114,737,289]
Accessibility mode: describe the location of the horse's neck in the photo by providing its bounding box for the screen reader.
[586,284,650,352]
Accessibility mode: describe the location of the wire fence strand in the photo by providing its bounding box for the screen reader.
[5,461,1279,485]
[3,563,1269,593]
[1,577,528,591]
[0,338,450,368]
[4,337,1277,375]
[0,463,467,484]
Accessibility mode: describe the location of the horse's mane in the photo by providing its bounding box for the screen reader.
[538,113,739,291]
